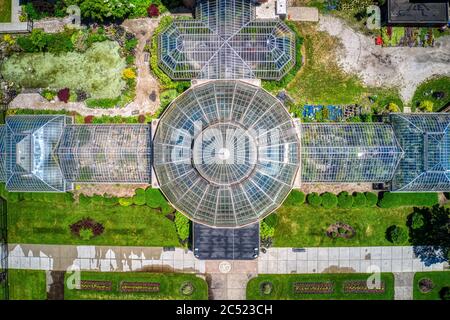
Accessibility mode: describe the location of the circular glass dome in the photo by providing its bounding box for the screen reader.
[153,81,300,228]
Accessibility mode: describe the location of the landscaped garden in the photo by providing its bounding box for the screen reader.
[8,269,47,300]
[1,185,187,247]
[246,273,395,300]
[267,190,441,248]
[64,271,208,300]
[0,0,11,23]
[411,76,450,112]
[413,272,450,300]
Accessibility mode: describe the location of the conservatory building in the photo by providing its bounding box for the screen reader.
[1,0,450,256]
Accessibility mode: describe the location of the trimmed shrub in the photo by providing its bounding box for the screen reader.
[386,225,409,244]
[174,212,190,241]
[321,192,338,209]
[102,196,118,207]
[260,219,275,240]
[378,192,439,208]
[132,188,146,206]
[58,88,70,103]
[365,192,378,207]
[147,4,160,17]
[337,191,353,209]
[307,192,322,208]
[118,197,133,207]
[352,192,367,208]
[440,287,450,301]
[145,188,166,208]
[283,190,305,206]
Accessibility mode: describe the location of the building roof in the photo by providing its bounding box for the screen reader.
[152,80,300,228]
[301,123,403,183]
[390,113,450,191]
[388,0,449,25]
[158,0,295,80]
[193,222,259,260]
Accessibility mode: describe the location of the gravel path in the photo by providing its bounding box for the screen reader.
[318,15,450,103]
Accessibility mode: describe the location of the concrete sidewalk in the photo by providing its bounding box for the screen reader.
[258,247,448,274]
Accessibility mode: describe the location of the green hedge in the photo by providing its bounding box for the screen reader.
[365,192,378,207]
[378,192,439,208]
[321,192,337,209]
[284,190,305,206]
[174,211,190,242]
[337,191,353,209]
[307,192,322,208]
[352,192,367,208]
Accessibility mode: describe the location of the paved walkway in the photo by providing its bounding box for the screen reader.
[258,247,448,274]
[7,244,205,273]
[394,272,414,300]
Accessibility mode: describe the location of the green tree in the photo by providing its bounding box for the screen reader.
[386,225,408,244]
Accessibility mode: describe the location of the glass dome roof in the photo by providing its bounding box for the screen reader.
[153,81,300,228]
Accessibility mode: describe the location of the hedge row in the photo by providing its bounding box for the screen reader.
[285,190,438,209]
[377,192,439,208]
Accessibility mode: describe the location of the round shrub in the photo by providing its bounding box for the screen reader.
[352,192,367,208]
[321,192,338,209]
[411,211,425,230]
[284,190,305,206]
[145,188,167,208]
[132,188,146,206]
[337,191,353,209]
[307,192,322,208]
[365,192,378,207]
[439,287,450,300]
[386,225,409,244]
[118,197,133,207]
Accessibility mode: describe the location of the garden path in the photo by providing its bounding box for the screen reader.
[318,15,450,103]
[393,272,414,300]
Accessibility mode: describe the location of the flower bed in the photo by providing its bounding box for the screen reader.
[119,281,160,293]
[80,280,112,291]
[343,280,385,294]
[293,282,334,294]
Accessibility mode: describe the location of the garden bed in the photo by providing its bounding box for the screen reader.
[64,272,208,300]
[247,273,394,300]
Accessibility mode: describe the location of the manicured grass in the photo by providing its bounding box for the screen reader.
[411,76,450,112]
[1,41,126,99]
[7,200,180,247]
[0,0,11,23]
[285,22,403,111]
[64,272,208,300]
[413,272,450,300]
[8,269,47,300]
[273,203,412,247]
[247,273,395,300]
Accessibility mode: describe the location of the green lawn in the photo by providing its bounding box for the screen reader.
[247,273,395,300]
[273,203,412,247]
[8,269,47,300]
[7,199,180,247]
[64,272,208,300]
[412,77,450,112]
[413,272,450,300]
[0,0,11,23]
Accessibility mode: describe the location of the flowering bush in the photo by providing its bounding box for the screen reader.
[70,218,105,239]
[147,4,160,17]
[84,115,94,123]
[122,68,136,79]
[57,88,70,103]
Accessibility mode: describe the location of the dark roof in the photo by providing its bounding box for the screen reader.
[193,222,259,260]
[388,0,449,25]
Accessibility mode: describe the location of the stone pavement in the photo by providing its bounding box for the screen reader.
[7,244,205,273]
[394,272,414,300]
[206,260,257,300]
[258,247,448,274]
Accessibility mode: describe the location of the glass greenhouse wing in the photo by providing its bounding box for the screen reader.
[300,122,403,183]
[153,81,300,228]
[56,125,152,183]
[4,115,73,192]
[158,0,295,80]
[390,113,450,191]
[0,125,6,182]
